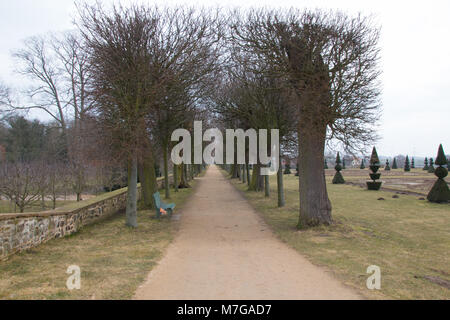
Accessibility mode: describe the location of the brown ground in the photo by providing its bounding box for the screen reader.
[134,165,361,300]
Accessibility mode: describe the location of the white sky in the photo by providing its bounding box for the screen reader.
[0,0,449,157]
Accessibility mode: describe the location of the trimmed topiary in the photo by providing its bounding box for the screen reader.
[295,162,299,176]
[324,159,328,169]
[423,157,429,170]
[360,158,365,169]
[332,152,345,184]
[366,147,382,190]
[385,159,391,171]
[392,157,398,169]
[404,155,411,172]
[427,144,450,203]
[411,157,415,169]
[428,158,435,173]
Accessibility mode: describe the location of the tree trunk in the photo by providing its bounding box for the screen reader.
[249,163,264,191]
[297,123,332,228]
[179,164,190,188]
[242,165,247,184]
[246,164,250,186]
[264,172,270,197]
[174,164,179,192]
[139,151,157,209]
[126,155,138,228]
[163,144,170,199]
[277,151,285,207]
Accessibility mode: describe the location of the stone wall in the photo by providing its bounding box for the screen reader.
[0,186,139,260]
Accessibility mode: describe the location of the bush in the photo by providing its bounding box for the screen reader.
[332,152,345,184]
[428,158,435,173]
[427,144,450,203]
[392,157,398,169]
[385,159,391,171]
[366,147,382,190]
[423,157,429,170]
[360,158,365,169]
[404,155,411,172]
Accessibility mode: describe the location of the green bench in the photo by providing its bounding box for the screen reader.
[153,192,175,218]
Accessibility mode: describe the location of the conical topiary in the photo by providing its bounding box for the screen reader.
[385,159,391,171]
[427,144,450,203]
[342,158,346,170]
[428,158,435,173]
[411,157,415,169]
[324,159,328,169]
[367,147,382,190]
[360,158,365,169]
[392,157,398,169]
[332,152,345,184]
[404,155,411,172]
[295,162,299,176]
[423,157,429,170]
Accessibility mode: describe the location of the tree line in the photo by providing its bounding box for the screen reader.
[1,4,382,227]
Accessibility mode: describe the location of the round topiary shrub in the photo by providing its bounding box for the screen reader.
[427,144,450,203]
[332,152,345,184]
[366,147,382,190]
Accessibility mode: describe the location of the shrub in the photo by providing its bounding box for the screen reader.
[284,158,291,174]
[367,147,382,190]
[385,159,391,171]
[332,152,345,184]
[392,157,398,169]
[427,144,450,203]
[423,157,429,170]
[404,155,411,172]
[360,158,365,169]
[428,158,435,173]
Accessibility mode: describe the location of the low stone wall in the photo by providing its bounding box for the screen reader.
[0,176,174,260]
[0,186,140,260]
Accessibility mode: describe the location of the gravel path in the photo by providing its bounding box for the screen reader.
[134,165,361,300]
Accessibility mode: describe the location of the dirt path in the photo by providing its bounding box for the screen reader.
[134,165,361,300]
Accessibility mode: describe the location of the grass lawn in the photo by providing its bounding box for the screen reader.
[228,170,450,300]
[0,179,198,300]
[0,200,77,214]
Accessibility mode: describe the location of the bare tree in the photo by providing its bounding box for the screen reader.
[0,161,47,213]
[231,9,381,227]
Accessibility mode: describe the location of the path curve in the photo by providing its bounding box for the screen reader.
[134,165,361,300]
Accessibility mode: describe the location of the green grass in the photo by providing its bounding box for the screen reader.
[0,200,77,214]
[0,177,198,300]
[227,170,450,300]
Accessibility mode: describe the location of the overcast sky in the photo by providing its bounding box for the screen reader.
[0,0,449,157]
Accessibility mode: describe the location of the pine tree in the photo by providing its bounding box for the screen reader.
[428,158,435,173]
[411,157,415,169]
[392,157,398,169]
[423,157,429,170]
[404,155,411,172]
[332,152,345,184]
[360,158,365,169]
[385,159,391,171]
[427,144,450,203]
[367,147,382,190]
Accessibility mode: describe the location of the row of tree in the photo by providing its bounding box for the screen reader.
[1,5,384,228]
